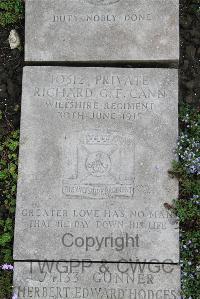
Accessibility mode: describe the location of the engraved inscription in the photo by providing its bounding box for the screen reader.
[52,13,153,23]
[34,73,165,122]
[13,262,180,299]
[21,207,176,231]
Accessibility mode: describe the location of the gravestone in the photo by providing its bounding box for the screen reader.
[13,66,179,262]
[13,262,181,298]
[25,0,179,62]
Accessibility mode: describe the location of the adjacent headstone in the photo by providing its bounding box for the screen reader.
[13,262,181,298]
[25,0,179,62]
[14,66,179,262]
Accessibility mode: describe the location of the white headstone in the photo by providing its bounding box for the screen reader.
[13,262,181,299]
[14,66,179,262]
[25,0,179,62]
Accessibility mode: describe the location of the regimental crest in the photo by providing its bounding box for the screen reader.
[62,130,135,200]
[85,0,120,6]
[85,151,112,177]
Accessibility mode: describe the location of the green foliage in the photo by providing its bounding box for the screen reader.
[0,0,24,27]
[170,104,200,299]
[180,231,200,299]
[0,129,19,298]
[0,270,13,298]
[190,2,200,13]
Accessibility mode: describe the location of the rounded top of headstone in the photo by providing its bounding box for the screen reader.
[85,0,120,5]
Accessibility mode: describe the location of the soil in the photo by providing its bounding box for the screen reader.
[180,0,200,107]
[0,21,24,138]
[0,1,199,138]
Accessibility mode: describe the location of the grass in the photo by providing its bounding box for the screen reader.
[0,0,24,27]
[169,104,200,299]
[0,129,19,298]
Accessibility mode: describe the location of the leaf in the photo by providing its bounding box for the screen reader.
[0,170,8,180]
[8,141,18,151]
[0,232,12,246]
[9,163,16,175]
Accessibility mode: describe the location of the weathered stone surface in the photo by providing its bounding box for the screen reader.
[14,66,179,261]
[13,262,181,298]
[25,0,179,62]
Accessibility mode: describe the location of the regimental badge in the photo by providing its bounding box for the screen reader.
[62,130,135,200]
